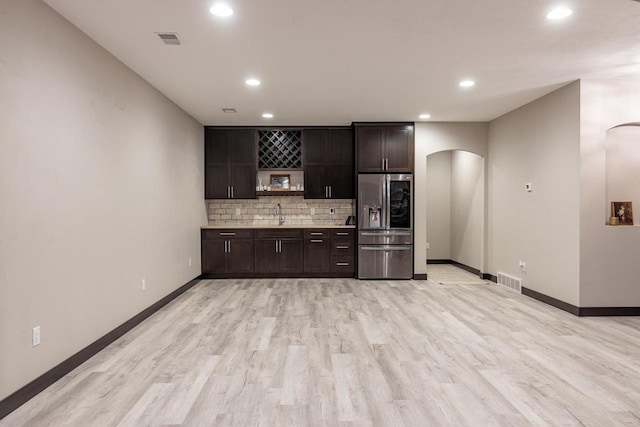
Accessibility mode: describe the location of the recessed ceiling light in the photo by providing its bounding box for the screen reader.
[546,7,573,20]
[262,113,274,118]
[245,78,261,86]
[419,113,431,119]
[459,80,475,88]
[210,3,233,17]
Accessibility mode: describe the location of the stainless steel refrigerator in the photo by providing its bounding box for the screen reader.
[357,174,413,279]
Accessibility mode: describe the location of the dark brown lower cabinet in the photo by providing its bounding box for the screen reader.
[304,229,331,272]
[201,229,254,274]
[254,229,303,274]
[202,227,354,278]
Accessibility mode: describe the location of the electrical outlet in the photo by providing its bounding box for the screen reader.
[141,279,146,291]
[519,261,527,272]
[32,326,41,347]
[426,243,430,249]
[310,208,315,215]
[189,257,192,267]
[329,207,335,215]
[235,208,241,216]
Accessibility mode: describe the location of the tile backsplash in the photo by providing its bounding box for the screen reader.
[207,197,355,226]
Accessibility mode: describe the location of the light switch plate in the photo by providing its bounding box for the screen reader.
[32,326,41,347]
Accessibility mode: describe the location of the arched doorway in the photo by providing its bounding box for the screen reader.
[425,149,485,282]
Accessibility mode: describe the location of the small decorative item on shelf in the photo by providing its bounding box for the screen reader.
[610,217,619,226]
[270,174,290,191]
[611,201,633,225]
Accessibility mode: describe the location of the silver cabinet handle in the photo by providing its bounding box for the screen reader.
[227,241,231,252]
[230,186,234,198]
[381,158,385,170]
[336,245,349,249]
[310,239,323,243]
[336,262,349,266]
[219,232,236,236]
[310,232,323,236]
[329,186,332,198]
[224,241,228,253]
[279,240,282,253]
[275,240,278,253]
[336,232,349,236]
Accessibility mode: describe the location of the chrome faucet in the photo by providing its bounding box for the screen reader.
[276,203,285,225]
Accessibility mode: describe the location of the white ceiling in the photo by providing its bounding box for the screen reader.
[44,0,640,126]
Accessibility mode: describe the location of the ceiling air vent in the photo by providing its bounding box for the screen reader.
[156,32,181,45]
[222,108,237,113]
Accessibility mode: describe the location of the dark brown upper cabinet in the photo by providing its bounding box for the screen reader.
[303,128,354,199]
[205,128,256,199]
[355,124,414,173]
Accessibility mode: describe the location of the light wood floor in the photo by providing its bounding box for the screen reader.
[3,274,640,426]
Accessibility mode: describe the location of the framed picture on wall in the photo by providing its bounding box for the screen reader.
[270,174,290,191]
[611,201,633,225]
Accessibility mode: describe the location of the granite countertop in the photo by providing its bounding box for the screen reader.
[202,224,356,229]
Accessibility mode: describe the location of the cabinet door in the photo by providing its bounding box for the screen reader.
[202,239,227,273]
[230,164,256,199]
[279,240,304,273]
[303,129,329,164]
[328,165,354,199]
[254,239,279,273]
[205,129,230,199]
[229,129,256,199]
[304,165,328,199]
[328,129,355,199]
[227,239,254,273]
[304,238,331,272]
[384,126,413,172]
[303,129,329,199]
[357,126,385,172]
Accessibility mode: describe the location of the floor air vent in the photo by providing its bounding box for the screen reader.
[497,272,522,293]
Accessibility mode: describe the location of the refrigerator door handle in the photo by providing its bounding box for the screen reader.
[384,174,391,229]
[361,246,412,251]
[360,231,411,236]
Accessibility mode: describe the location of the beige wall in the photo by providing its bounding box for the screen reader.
[579,80,640,307]
[605,126,640,225]
[415,123,488,275]
[487,82,581,305]
[0,0,205,400]
[450,151,484,271]
[426,151,451,259]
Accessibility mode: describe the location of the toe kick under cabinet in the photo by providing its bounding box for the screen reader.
[201,228,355,278]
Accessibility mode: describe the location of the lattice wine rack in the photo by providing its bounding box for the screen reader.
[258,130,302,169]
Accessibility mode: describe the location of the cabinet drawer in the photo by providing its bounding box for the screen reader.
[331,256,355,273]
[255,228,303,239]
[331,229,355,239]
[304,229,329,239]
[202,229,254,240]
[332,240,354,255]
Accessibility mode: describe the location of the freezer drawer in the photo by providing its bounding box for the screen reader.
[358,245,413,279]
[358,230,412,245]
